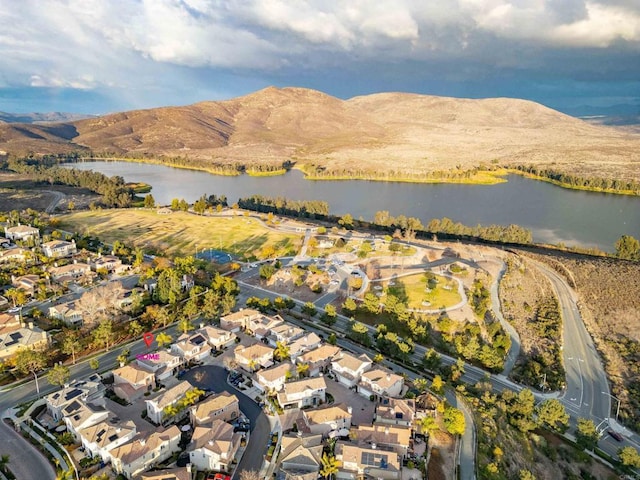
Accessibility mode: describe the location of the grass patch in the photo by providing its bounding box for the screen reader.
[57,209,303,260]
[377,273,461,309]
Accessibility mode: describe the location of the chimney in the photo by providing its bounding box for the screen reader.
[385,426,389,435]
[371,443,376,450]
[116,427,122,433]
[28,321,33,329]
[199,322,204,329]
[386,373,391,381]
[347,406,352,415]
[42,331,48,340]
[119,361,125,368]
[186,463,192,474]
[73,259,77,264]
[139,438,146,446]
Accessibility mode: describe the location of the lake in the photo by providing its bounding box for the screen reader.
[65,161,640,251]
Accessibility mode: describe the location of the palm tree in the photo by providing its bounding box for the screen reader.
[273,341,290,362]
[296,363,310,378]
[156,332,172,348]
[320,452,340,480]
[55,468,74,480]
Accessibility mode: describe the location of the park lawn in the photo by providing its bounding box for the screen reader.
[308,238,416,258]
[57,209,303,260]
[382,273,461,309]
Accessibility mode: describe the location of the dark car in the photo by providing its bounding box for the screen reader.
[608,430,624,442]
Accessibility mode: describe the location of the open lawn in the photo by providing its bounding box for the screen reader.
[308,237,416,258]
[378,273,461,310]
[57,209,303,260]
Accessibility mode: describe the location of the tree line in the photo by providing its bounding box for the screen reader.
[238,195,330,218]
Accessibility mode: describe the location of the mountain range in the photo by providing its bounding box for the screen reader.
[0,87,638,182]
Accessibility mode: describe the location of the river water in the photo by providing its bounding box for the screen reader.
[65,161,640,251]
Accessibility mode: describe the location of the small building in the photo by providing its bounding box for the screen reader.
[374,398,416,428]
[277,433,324,480]
[188,419,242,472]
[0,323,49,360]
[11,274,40,295]
[136,350,183,382]
[112,364,156,403]
[171,332,212,363]
[267,324,304,347]
[220,309,263,332]
[335,442,401,480]
[42,239,77,258]
[255,362,295,394]
[91,254,129,274]
[353,424,412,457]
[358,368,404,399]
[301,403,352,436]
[145,380,194,425]
[286,332,323,361]
[49,261,93,283]
[79,419,137,462]
[233,343,274,372]
[247,313,285,340]
[190,391,240,426]
[110,426,182,479]
[46,375,105,422]
[49,300,83,327]
[331,352,372,388]
[5,224,39,242]
[197,324,237,350]
[0,247,29,263]
[277,376,327,410]
[63,401,109,440]
[296,344,341,377]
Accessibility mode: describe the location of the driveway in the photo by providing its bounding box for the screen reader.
[325,379,375,426]
[182,365,270,479]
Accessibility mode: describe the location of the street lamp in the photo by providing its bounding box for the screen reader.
[602,391,621,422]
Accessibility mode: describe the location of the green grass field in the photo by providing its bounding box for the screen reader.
[57,209,303,260]
[378,273,461,310]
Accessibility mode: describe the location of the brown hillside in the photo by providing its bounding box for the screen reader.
[0,86,638,181]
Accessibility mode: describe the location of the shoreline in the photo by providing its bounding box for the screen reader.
[69,156,640,196]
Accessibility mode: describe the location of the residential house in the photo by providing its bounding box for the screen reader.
[197,324,236,350]
[296,344,341,377]
[0,247,29,263]
[358,368,404,399]
[0,323,49,360]
[335,442,401,480]
[277,376,326,409]
[277,433,324,480]
[190,392,240,426]
[374,398,416,428]
[267,323,304,347]
[286,332,322,361]
[63,400,109,440]
[112,364,156,403]
[220,309,263,332]
[331,352,372,388]
[188,419,242,472]
[353,424,412,457]
[0,313,20,333]
[171,332,212,363]
[46,375,105,421]
[110,426,181,479]
[49,261,93,283]
[11,274,40,295]
[5,224,39,242]
[301,403,352,436]
[91,254,129,274]
[79,419,137,462]
[141,467,192,480]
[48,300,83,327]
[247,313,284,340]
[136,350,183,382]
[0,295,9,310]
[233,343,274,372]
[145,380,194,424]
[255,362,294,394]
[42,239,77,258]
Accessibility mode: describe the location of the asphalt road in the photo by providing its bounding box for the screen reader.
[0,418,56,480]
[180,366,270,479]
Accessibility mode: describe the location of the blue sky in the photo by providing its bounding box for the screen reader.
[0,0,639,115]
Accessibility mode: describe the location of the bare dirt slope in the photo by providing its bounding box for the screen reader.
[1,86,639,181]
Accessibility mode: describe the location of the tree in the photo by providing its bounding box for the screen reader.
[61,329,82,365]
[327,333,337,345]
[618,446,640,468]
[5,288,27,307]
[15,348,46,396]
[320,452,340,480]
[178,317,194,335]
[422,348,442,371]
[274,341,290,362]
[143,194,155,208]
[443,406,465,435]
[116,347,130,366]
[576,418,599,451]
[413,378,428,392]
[338,213,354,229]
[363,292,380,314]
[47,363,70,387]
[535,399,569,432]
[419,416,438,435]
[615,234,640,260]
[321,304,337,325]
[342,297,357,315]
[128,320,144,338]
[92,319,115,352]
[302,302,317,318]
[156,268,183,304]
[259,264,276,280]
[373,353,384,364]
[519,470,536,480]
[239,471,260,480]
[89,358,100,371]
[431,375,444,394]
[156,332,172,348]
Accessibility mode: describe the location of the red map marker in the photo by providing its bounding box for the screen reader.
[143,332,154,348]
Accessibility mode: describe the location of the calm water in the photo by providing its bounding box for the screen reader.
[66,161,640,251]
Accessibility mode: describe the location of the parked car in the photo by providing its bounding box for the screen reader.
[608,430,624,442]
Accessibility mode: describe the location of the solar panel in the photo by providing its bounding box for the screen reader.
[108,434,118,442]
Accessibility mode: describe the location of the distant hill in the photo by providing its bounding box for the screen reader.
[0,87,639,182]
[0,111,95,124]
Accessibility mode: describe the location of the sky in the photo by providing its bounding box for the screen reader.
[0,0,639,115]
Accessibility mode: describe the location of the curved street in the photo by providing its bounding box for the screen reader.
[0,419,56,480]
